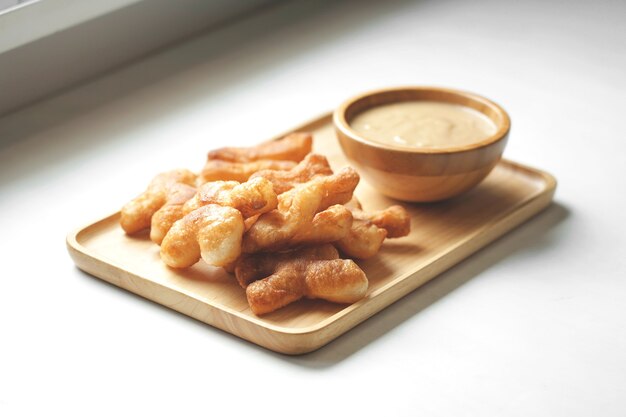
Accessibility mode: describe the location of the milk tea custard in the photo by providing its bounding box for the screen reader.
[350,101,497,149]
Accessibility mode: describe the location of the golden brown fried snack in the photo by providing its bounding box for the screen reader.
[234,244,339,288]
[150,183,197,245]
[246,258,368,315]
[334,220,387,259]
[243,214,260,231]
[150,178,277,243]
[208,132,312,163]
[242,167,360,253]
[335,199,411,259]
[290,204,353,246]
[160,204,244,268]
[318,168,361,209]
[367,205,411,238]
[249,153,333,195]
[184,177,277,218]
[198,159,296,184]
[120,169,197,234]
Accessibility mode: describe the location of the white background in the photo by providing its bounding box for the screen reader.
[1,0,625,415]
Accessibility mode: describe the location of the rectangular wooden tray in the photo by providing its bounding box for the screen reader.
[67,113,556,355]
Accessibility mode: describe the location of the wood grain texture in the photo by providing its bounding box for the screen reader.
[66,113,556,355]
[334,86,511,202]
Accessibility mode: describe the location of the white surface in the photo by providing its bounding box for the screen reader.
[1,0,625,415]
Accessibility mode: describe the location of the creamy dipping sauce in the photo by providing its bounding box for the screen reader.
[350,101,497,149]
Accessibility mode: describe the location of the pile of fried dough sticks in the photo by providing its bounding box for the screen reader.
[120,133,410,315]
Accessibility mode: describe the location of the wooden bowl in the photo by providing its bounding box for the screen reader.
[333,86,511,202]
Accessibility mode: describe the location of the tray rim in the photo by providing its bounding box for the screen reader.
[66,112,557,351]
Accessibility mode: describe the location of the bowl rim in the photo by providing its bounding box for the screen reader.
[333,86,511,155]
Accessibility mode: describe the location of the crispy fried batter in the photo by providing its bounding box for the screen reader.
[244,214,260,231]
[120,169,197,234]
[318,167,360,208]
[150,183,197,244]
[151,177,278,243]
[249,153,333,194]
[184,177,277,218]
[246,258,368,315]
[290,204,353,246]
[160,204,244,268]
[334,220,387,259]
[242,180,322,253]
[198,159,296,184]
[208,132,312,163]
[367,205,411,238]
[335,199,411,259]
[234,244,339,288]
[242,167,360,253]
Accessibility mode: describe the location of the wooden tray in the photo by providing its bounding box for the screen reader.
[67,113,556,355]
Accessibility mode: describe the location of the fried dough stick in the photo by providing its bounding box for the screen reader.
[151,177,277,245]
[208,132,312,163]
[290,204,353,247]
[184,177,277,218]
[249,153,333,195]
[234,244,339,288]
[246,257,368,315]
[242,167,360,253]
[151,179,274,245]
[376,206,411,236]
[150,183,197,244]
[120,169,197,234]
[198,159,296,184]
[335,198,411,259]
[160,205,244,268]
